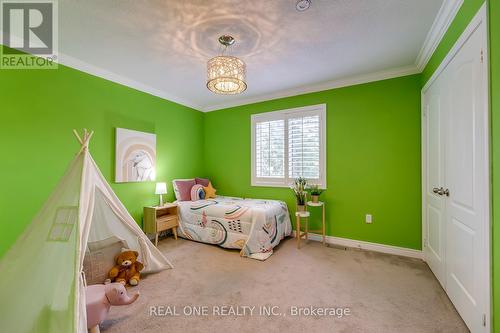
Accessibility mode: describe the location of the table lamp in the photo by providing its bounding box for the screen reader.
[155,182,167,206]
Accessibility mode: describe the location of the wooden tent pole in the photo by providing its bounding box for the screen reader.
[73,129,83,145]
[86,131,94,145]
[74,129,94,154]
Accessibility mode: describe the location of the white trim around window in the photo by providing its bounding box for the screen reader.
[251,104,327,188]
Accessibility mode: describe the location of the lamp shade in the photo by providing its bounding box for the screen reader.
[207,56,247,95]
[206,35,247,95]
[155,182,167,195]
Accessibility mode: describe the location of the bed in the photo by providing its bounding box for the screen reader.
[175,196,292,260]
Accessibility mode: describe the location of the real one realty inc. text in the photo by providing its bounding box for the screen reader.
[149,305,351,318]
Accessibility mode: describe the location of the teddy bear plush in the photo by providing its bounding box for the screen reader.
[108,250,144,286]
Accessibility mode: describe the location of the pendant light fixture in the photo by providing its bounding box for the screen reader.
[207,35,247,95]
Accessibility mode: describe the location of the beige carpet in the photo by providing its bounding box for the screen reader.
[102,237,468,333]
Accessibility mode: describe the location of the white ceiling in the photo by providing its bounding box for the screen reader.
[58,0,445,111]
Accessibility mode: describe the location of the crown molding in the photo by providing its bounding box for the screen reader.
[49,53,419,113]
[415,0,464,72]
[201,65,419,112]
[58,53,418,113]
[421,3,487,93]
[57,53,204,111]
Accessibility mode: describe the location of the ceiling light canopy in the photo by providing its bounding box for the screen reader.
[207,35,247,95]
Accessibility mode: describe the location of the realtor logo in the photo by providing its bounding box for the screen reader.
[1,0,58,69]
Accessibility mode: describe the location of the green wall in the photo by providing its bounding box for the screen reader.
[0,64,204,258]
[204,75,422,250]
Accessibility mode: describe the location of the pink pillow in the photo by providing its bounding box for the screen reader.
[195,177,210,187]
[174,179,196,201]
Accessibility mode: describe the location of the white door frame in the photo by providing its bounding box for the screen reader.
[421,3,491,331]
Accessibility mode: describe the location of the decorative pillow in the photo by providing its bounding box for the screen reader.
[195,177,210,187]
[172,179,196,201]
[190,184,206,201]
[204,182,217,199]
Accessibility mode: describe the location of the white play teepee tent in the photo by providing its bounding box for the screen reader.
[0,129,173,333]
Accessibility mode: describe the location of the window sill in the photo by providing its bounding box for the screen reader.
[251,181,326,189]
[251,181,289,188]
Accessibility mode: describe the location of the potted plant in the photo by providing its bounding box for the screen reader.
[291,177,308,212]
[307,184,324,203]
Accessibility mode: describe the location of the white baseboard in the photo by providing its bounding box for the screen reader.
[295,231,423,259]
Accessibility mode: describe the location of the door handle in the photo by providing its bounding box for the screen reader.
[433,187,444,195]
[432,187,450,197]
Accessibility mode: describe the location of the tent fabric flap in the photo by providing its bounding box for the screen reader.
[86,154,173,272]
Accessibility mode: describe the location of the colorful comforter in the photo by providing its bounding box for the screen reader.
[176,196,292,260]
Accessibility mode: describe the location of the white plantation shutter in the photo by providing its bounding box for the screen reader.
[255,120,285,178]
[251,104,326,187]
[288,115,321,179]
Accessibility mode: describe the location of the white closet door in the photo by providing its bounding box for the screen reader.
[422,7,489,332]
[444,23,488,332]
[423,76,446,287]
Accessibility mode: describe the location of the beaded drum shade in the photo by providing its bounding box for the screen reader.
[207,35,247,95]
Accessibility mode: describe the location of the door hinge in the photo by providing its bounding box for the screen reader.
[481,49,484,63]
[482,314,486,327]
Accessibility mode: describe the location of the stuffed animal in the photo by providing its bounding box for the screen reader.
[86,282,139,333]
[108,250,144,286]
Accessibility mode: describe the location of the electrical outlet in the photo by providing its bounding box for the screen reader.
[365,214,372,224]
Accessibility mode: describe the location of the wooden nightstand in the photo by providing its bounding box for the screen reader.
[144,203,179,246]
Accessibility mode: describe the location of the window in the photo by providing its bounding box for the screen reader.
[251,104,326,187]
[47,206,77,242]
